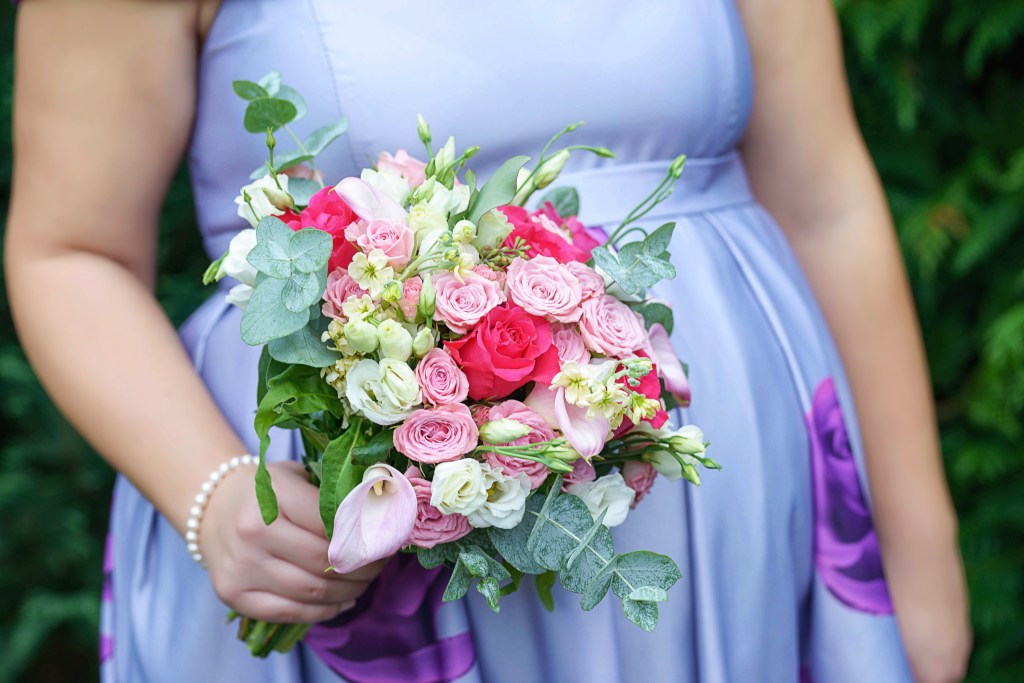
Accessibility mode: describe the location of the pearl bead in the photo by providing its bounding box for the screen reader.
[187,518,199,530]
[189,505,201,518]
[210,471,221,482]
[187,542,198,553]
[219,463,230,474]
[241,455,254,465]
[185,530,197,542]
[230,457,241,468]
[201,481,213,493]
[191,553,203,563]
[194,493,206,505]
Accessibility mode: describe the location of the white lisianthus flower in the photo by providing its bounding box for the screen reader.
[644,448,690,482]
[472,208,514,251]
[452,219,477,245]
[343,319,379,354]
[669,425,707,456]
[407,204,450,257]
[466,466,531,529]
[345,358,421,425]
[479,418,533,444]
[377,319,413,361]
[430,458,488,516]
[235,174,292,227]
[361,167,411,206]
[348,249,395,298]
[567,473,636,527]
[224,283,254,310]
[217,228,258,287]
[411,327,435,357]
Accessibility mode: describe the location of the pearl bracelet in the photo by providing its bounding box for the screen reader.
[186,454,257,566]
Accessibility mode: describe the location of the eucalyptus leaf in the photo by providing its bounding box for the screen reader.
[288,178,321,207]
[248,216,294,278]
[580,567,613,611]
[638,253,676,280]
[282,271,324,313]
[610,551,682,600]
[559,514,614,593]
[467,155,530,223]
[267,315,339,367]
[240,277,311,345]
[275,85,308,122]
[243,97,299,134]
[289,228,332,274]
[302,118,350,156]
[487,499,549,574]
[258,71,281,96]
[233,80,269,101]
[642,223,676,256]
[538,186,580,217]
[621,598,659,632]
[416,545,454,570]
[628,586,669,602]
[251,151,315,178]
[442,559,473,602]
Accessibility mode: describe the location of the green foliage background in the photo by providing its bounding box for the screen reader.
[0,2,1020,680]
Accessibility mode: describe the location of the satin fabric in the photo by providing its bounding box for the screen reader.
[100,1,912,681]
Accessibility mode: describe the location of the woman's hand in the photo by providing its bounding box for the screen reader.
[201,461,386,623]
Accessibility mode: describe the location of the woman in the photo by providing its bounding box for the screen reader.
[6,0,971,681]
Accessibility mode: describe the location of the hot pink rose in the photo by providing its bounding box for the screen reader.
[415,348,469,406]
[562,458,597,488]
[432,271,506,334]
[322,267,368,320]
[505,256,583,323]
[535,201,605,256]
[393,404,479,464]
[378,150,427,188]
[621,461,658,507]
[498,205,590,264]
[404,466,472,548]
[283,187,360,272]
[445,304,562,401]
[565,261,606,300]
[551,325,591,366]
[481,400,555,489]
[354,219,415,269]
[399,276,423,321]
[579,294,649,358]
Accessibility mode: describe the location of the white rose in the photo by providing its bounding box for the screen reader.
[361,167,410,206]
[467,466,531,529]
[567,473,635,527]
[224,283,253,310]
[430,458,488,515]
[217,228,258,287]
[345,358,421,425]
[235,174,292,227]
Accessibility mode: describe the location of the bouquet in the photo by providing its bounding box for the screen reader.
[205,72,719,656]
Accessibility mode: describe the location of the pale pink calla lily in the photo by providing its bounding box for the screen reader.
[328,463,417,574]
[525,383,609,459]
[335,177,407,223]
[648,323,691,405]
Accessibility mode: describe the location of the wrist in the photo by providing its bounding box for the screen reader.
[186,454,257,565]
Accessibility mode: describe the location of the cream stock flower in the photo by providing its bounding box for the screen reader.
[348,250,394,297]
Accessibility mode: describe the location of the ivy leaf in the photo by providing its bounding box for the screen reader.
[351,428,395,466]
[243,97,299,133]
[630,301,675,335]
[233,80,269,101]
[257,71,281,96]
[642,223,675,256]
[466,155,530,223]
[240,276,311,345]
[267,314,339,367]
[318,420,367,538]
[538,186,580,217]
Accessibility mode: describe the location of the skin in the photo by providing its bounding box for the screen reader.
[5,0,970,678]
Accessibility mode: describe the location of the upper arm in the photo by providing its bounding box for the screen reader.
[736,0,885,234]
[6,0,200,285]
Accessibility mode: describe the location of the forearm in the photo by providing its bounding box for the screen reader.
[7,245,246,535]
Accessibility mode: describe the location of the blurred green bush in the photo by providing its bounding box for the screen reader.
[0,1,1021,681]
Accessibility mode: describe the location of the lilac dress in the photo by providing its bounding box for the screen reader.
[100,1,913,681]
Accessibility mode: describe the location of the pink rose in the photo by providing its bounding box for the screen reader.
[481,400,555,489]
[579,294,649,358]
[562,458,597,488]
[551,325,591,366]
[404,466,472,548]
[470,404,492,427]
[565,261,605,300]
[432,271,506,334]
[472,264,505,287]
[505,255,583,323]
[393,404,479,464]
[353,219,415,269]
[322,267,368,320]
[621,461,657,507]
[378,149,427,188]
[399,276,423,321]
[415,348,469,406]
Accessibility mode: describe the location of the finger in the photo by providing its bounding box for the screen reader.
[234,591,353,624]
[259,557,372,605]
[272,463,331,535]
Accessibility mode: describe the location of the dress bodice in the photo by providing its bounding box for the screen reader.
[188,0,753,259]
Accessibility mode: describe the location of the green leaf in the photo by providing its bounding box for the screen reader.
[538,187,580,217]
[258,71,281,96]
[233,80,269,101]
[282,271,324,313]
[621,598,659,632]
[590,246,624,281]
[642,223,675,256]
[631,301,675,335]
[288,178,321,208]
[203,252,227,285]
[254,462,278,525]
[580,566,613,611]
[559,511,615,593]
[638,253,676,280]
[248,216,294,279]
[416,545,454,570]
[487,498,549,574]
[243,97,299,133]
[302,118,350,157]
[267,315,339,367]
[289,228,332,274]
[240,277,311,345]
[443,559,473,602]
[610,551,682,600]
[275,85,307,122]
[628,586,669,602]
[352,428,395,466]
[467,155,530,223]
[535,571,557,612]
[318,419,368,538]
